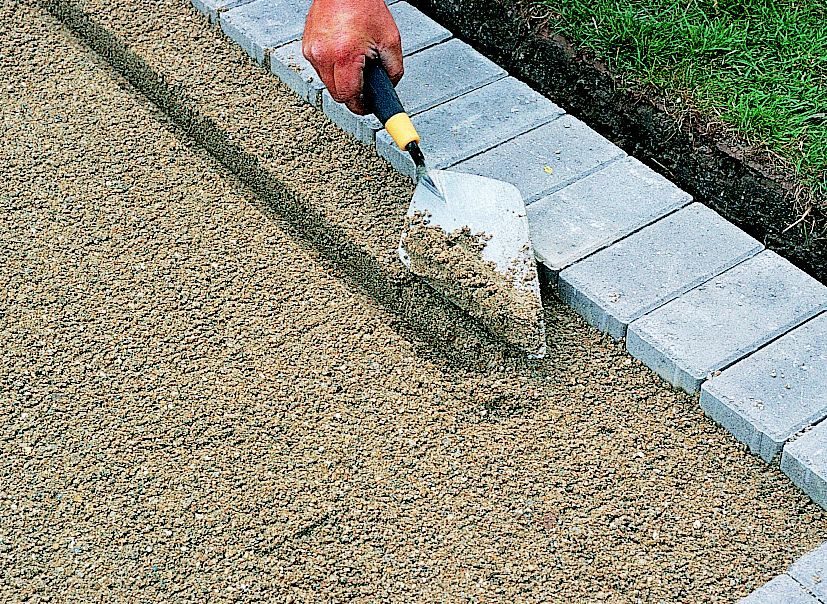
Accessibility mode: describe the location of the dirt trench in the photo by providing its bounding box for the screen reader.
[1,2,825,602]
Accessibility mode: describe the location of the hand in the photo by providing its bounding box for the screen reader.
[303,0,403,115]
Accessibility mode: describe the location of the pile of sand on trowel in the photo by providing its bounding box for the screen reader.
[402,213,545,354]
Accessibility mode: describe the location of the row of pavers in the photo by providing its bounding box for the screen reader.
[191,0,827,597]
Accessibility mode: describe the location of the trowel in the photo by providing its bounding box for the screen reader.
[363,60,546,358]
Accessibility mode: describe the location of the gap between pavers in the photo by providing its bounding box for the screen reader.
[738,574,820,604]
[558,202,763,340]
[191,0,254,23]
[789,541,827,603]
[527,156,692,284]
[626,250,827,394]
[452,114,625,204]
[700,312,827,463]
[739,541,827,603]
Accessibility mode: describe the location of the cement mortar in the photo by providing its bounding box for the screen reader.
[2,3,826,603]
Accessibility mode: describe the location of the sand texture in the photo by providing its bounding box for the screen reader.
[1,2,825,602]
[403,215,544,354]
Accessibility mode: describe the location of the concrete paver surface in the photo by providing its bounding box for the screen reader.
[2,4,826,602]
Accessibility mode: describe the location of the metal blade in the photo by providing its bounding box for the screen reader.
[399,169,546,357]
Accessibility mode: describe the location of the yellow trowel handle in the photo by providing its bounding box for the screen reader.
[364,59,420,150]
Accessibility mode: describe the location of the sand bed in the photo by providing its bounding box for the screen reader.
[1,3,825,602]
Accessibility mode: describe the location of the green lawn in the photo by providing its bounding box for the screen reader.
[539,0,827,210]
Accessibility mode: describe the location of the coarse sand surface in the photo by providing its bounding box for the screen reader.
[2,2,826,603]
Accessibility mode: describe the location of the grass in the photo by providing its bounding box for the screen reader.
[537,0,827,213]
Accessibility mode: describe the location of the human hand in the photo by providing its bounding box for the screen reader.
[303,0,403,115]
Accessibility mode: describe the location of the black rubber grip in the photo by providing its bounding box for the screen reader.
[363,59,405,125]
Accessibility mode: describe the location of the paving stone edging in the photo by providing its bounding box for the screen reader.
[97,0,827,597]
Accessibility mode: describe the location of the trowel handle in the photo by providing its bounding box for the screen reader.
[364,59,420,151]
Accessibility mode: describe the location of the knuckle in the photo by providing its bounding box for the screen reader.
[302,42,321,63]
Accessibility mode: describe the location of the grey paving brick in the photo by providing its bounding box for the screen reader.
[527,157,691,282]
[700,312,827,462]
[269,40,325,106]
[391,1,451,55]
[558,203,762,340]
[220,0,312,64]
[191,0,255,23]
[357,39,507,143]
[782,420,827,511]
[376,77,563,178]
[627,250,827,394]
[357,118,383,144]
[452,115,625,204]
[738,575,819,604]
[789,542,827,602]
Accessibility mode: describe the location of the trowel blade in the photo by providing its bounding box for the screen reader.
[398,169,546,358]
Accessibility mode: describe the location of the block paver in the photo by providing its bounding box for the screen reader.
[390,1,451,55]
[452,115,625,204]
[191,0,255,22]
[220,0,312,64]
[782,420,827,511]
[738,574,819,604]
[376,77,563,179]
[357,39,507,143]
[700,312,827,462]
[558,203,762,340]
[269,39,325,106]
[526,156,691,282]
[789,542,827,602]
[627,250,827,394]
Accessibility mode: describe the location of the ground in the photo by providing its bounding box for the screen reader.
[1,2,826,602]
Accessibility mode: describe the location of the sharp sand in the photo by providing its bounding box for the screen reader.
[402,217,545,354]
[1,3,825,602]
